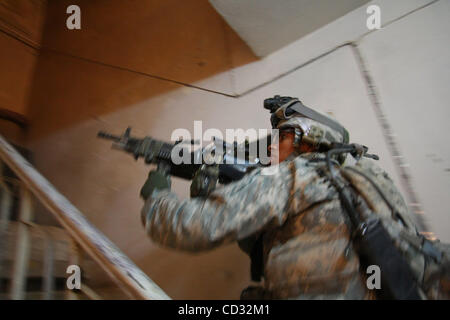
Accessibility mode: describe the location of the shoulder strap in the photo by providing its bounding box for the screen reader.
[317,163,423,299]
[343,165,442,264]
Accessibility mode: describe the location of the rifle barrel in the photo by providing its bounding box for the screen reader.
[97,131,121,142]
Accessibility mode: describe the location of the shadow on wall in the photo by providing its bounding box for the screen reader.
[27,0,257,141]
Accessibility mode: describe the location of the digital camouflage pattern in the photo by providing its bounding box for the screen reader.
[278,116,347,146]
[276,111,349,165]
[141,153,448,299]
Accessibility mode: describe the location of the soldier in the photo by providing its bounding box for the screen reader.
[140,96,448,299]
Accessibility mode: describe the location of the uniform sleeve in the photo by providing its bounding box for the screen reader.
[141,162,295,251]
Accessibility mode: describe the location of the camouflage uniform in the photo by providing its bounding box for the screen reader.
[140,95,450,299]
[141,150,422,299]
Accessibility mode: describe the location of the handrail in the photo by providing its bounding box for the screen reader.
[0,135,170,300]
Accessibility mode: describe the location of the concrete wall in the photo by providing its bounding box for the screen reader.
[24,0,449,299]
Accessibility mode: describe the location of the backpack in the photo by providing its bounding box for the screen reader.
[337,159,450,299]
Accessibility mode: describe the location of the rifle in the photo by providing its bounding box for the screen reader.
[97,127,267,185]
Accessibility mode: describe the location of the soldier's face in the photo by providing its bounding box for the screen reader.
[269,131,295,164]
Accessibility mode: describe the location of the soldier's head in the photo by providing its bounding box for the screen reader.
[264,95,349,164]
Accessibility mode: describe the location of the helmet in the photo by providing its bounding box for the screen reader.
[264,95,349,163]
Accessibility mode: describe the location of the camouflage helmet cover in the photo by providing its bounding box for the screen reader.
[277,117,347,147]
[271,97,349,147]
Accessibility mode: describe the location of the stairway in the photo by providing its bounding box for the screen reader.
[0,135,170,300]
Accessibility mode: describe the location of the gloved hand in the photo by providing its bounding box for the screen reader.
[140,169,171,200]
[190,164,219,198]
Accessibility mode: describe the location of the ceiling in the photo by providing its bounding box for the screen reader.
[209,0,371,57]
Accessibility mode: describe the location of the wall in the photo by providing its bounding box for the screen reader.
[358,0,450,243]
[25,0,449,299]
[0,0,46,115]
[27,0,257,299]
[29,0,256,139]
[0,0,46,144]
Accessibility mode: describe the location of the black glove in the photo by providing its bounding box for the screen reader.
[140,169,171,200]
